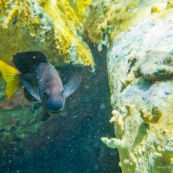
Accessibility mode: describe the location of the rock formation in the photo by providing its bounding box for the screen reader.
[88,0,173,172]
[0,0,94,67]
[2,0,173,172]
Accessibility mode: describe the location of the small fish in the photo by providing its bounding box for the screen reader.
[0,51,81,115]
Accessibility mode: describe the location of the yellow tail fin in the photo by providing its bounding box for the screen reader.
[0,61,21,99]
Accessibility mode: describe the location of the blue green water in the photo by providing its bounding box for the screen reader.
[0,46,121,173]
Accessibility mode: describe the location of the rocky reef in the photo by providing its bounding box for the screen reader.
[84,0,172,46]
[1,0,173,172]
[94,0,173,173]
[0,0,94,67]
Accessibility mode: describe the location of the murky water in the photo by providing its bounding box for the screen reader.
[0,45,121,173]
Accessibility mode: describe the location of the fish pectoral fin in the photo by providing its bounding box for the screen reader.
[0,61,21,99]
[24,88,39,102]
[22,80,41,102]
[63,76,81,98]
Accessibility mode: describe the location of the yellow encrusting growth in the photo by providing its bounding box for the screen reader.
[0,61,21,99]
[4,7,18,28]
[69,0,92,22]
[0,0,94,68]
[43,0,94,67]
[84,0,172,45]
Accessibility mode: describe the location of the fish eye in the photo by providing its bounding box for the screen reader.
[62,88,64,93]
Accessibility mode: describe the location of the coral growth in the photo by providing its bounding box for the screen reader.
[0,0,94,67]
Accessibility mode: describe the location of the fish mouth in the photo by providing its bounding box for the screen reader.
[52,106,63,111]
[48,107,64,114]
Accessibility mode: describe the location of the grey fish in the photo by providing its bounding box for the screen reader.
[1,51,81,115]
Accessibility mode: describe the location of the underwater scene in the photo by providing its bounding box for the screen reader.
[1,0,173,173]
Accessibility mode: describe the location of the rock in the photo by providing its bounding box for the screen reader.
[106,4,173,173]
[0,0,94,67]
[84,0,173,47]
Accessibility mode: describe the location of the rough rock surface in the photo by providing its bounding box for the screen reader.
[84,0,173,46]
[3,0,173,172]
[102,8,173,173]
[0,0,94,67]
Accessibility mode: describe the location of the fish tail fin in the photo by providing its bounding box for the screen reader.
[0,61,22,99]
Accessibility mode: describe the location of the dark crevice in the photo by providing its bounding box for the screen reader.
[0,44,121,173]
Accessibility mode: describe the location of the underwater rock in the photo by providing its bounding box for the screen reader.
[0,0,94,67]
[84,0,173,47]
[105,5,173,173]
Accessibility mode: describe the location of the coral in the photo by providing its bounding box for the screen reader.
[105,4,173,173]
[0,0,94,68]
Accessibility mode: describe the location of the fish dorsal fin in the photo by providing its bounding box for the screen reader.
[13,51,48,74]
[63,76,81,98]
[0,61,21,99]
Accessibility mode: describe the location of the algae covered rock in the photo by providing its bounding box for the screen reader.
[103,6,173,173]
[3,0,173,172]
[0,0,94,67]
[84,0,173,46]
